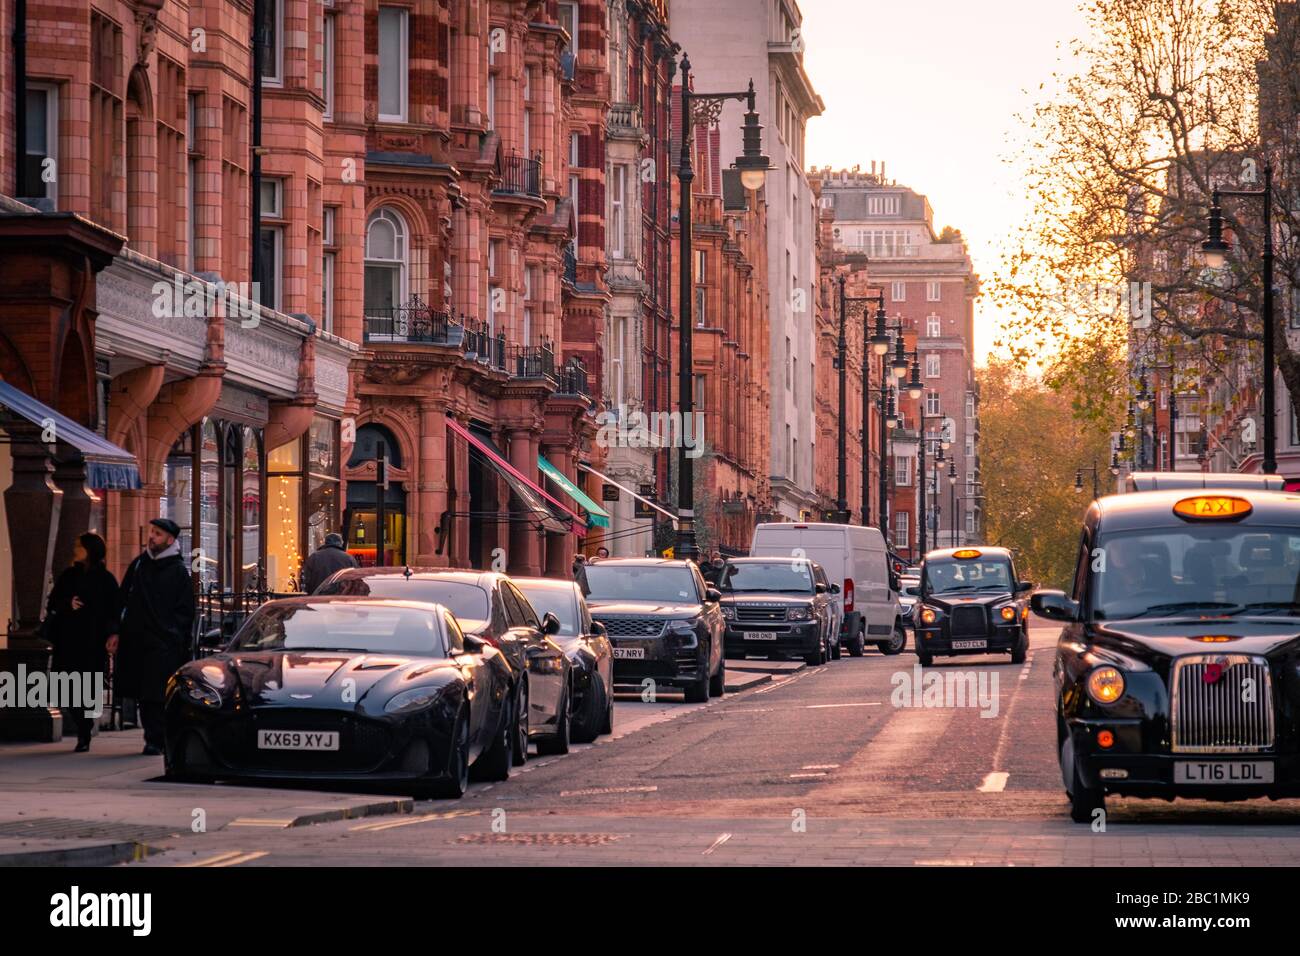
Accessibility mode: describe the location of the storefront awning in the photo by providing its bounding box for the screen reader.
[538,455,611,528]
[0,380,140,489]
[577,463,678,525]
[446,419,586,536]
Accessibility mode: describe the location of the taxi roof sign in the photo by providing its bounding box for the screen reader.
[1126,472,1283,493]
[952,548,982,559]
[1172,495,1253,520]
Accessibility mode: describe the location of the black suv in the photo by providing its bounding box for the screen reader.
[913,547,1032,666]
[718,557,837,665]
[581,558,726,703]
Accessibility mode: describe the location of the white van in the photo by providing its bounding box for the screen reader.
[749,522,906,656]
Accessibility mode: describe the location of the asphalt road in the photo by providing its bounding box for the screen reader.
[130,621,1300,866]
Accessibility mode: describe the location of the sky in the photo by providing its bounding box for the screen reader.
[797,0,1092,363]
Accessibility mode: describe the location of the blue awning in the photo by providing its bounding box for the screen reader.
[0,379,140,489]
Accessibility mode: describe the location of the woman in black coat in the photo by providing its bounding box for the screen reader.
[43,533,119,751]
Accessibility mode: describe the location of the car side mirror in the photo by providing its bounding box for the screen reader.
[591,620,607,639]
[829,583,840,594]
[1030,590,1079,622]
[705,587,722,603]
[888,573,900,592]
[1016,580,1034,594]
[815,582,827,594]
[541,611,562,636]
[463,634,487,653]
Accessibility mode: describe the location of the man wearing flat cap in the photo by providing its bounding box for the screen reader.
[111,517,195,755]
[300,532,358,594]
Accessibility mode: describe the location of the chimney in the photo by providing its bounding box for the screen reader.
[881,161,887,180]
[871,160,876,176]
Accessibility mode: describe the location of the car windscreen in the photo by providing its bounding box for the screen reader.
[317,577,491,633]
[1090,525,1300,620]
[232,603,444,656]
[923,559,1012,595]
[516,585,579,636]
[583,565,698,604]
[720,562,815,593]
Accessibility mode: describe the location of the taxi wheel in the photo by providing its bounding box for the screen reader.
[917,647,933,667]
[1063,737,1105,824]
[1011,634,1028,664]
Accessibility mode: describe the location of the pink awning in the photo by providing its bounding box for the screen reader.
[446,418,587,536]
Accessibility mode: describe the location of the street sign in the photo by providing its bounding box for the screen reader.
[602,483,620,502]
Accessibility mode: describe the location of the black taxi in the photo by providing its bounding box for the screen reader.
[913,546,1032,666]
[1033,477,1300,822]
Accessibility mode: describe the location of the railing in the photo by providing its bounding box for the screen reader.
[554,358,589,397]
[496,152,542,198]
[512,342,556,380]
[463,321,507,370]
[563,244,578,285]
[363,296,453,344]
[609,103,640,131]
[195,580,303,657]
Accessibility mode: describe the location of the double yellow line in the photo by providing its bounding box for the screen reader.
[179,849,269,867]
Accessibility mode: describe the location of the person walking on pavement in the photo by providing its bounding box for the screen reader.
[300,532,358,594]
[111,518,195,756]
[43,532,119,752]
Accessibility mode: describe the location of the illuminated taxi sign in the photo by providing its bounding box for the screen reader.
[1172,496,1253,520]
[1192,635,1239,643]
[952,549,982,559]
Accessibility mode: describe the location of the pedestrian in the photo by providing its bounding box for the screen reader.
[42,532,118,752]
[300,532,358,594]
[572,553,590,595]
[112,518,195,757]
[595,546,610,561]
[701,549,726,587]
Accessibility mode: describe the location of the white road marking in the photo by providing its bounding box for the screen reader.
[227,818,295,828]
[806,701,882,709]
[350,810,480,832]
[990,652,1035,773]
[802,763,840,769]
[978,771,1010,792]
[789,772,828,778]
[703,832,732,855]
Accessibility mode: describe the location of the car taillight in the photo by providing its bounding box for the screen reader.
[843,578,854,612]
[480,633,501,648]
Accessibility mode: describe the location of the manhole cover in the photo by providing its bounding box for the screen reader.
[455,832,625,846]
[0,817,181,842]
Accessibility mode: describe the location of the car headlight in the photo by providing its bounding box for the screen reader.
[1086,666,1126,705]
[919,606,939,625]
[788,607,811,621]
[721,606,735,620]
[666,620,698,647]
[999,605,1017,622]
[177,675,221,708]
[385,686,444,715]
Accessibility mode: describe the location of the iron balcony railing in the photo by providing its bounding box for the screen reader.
[363,296,453,344]
[512,342,556,380]
[496,152,542,198]
[554,359,589,397]
[463,320,507,371]
[563,244,578,285]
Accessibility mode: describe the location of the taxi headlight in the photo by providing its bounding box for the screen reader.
[1086,666,1126,705]
[919,606,939,625]
[999,605,1017,622]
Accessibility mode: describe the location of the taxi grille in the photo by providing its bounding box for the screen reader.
[598,617,664,639]
[1170,655,1275,753]
[949,606,987,638]
[735,605,788,623]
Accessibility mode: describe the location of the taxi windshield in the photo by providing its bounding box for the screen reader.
[923,559,1012,595]
[1090,526,1300,620]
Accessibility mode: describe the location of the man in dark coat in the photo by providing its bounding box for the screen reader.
[111,518,195,756]
[300,532,358,593]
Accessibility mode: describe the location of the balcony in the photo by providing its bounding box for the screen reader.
[554,358,590,398]
[511,342,556,380]
[609,103,642,139]
[462,320,507,371]
[495,153,542,198]
[363,297,454,345]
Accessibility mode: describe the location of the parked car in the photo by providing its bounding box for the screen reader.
[913,547,1032,666]
[316,568,572,760]
[1035,484,1300,822]
[163,597,515,798]
[514,576,614,742]
[750,522,906,656]
[582,558,726,703]
[718,557,837,665]
[898,574,921,627]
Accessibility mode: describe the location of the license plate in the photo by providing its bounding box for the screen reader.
[612,647,645,660]
[744,632,778,641]
[1175,760,1274,784]
[952,639,987,650]
[257,730,339,751]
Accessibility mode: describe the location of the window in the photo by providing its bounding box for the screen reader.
[612,316,626,409]
[965,509,976,535]
[966,471,976,496]
[927,314,941,338]
[364,207,408,319]
[894,455,911,486]
[487,240,501,336]
[786,337,792,389]
[559,2,579,51]
[187,92,200,270]
[694,374,706,412]
[926,391,941,416]
[965,435,974,458]
[695,286,707,327]
[867,195,898,215]
[258,227,282,310]
[925,354,940,378]
[523,266,535,345]
[891,281,905,302]
[259,0,284,84]
[894,511,909,550]
[322,13,335,121]
[1291,285,1300,331]
[23,84,58,203]
[609,164,626,257]
[259,177,283,218]
[927,281,941,302]
[965,393,975,419]
[378,7,409,122]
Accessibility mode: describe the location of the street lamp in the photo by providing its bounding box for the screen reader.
[675,55,771,559]
[1201,166,1276,474]
[1074,460,1102,498]
[947,460,958,548]
[905,356,924,400]
[837,279,885,524]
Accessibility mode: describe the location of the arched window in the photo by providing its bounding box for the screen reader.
[365,207,407,319]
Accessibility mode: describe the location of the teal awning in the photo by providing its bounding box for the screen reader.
[538,454,611,528]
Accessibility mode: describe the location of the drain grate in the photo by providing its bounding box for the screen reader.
[0,817,182,842]
[454,832,625,847]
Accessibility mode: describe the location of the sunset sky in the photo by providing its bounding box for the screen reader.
[798,0,1092,363]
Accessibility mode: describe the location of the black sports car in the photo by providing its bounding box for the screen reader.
[1034,482,1300,822]
[913,547,1032,666]
[316,567,572,759]
[582,558,726,703]
[163,597,515,798]
[514,576,614,742]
